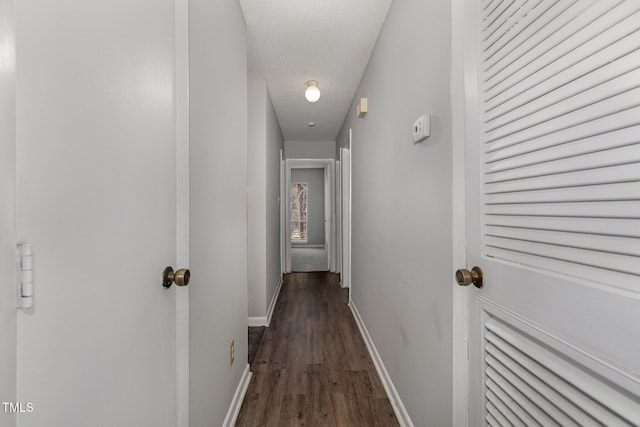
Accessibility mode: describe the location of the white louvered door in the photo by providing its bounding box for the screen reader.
[463,0,640,424]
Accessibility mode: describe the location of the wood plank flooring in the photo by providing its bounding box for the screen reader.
[236,272,399,427]
[248,326,266,367]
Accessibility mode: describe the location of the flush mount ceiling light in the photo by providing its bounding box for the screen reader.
[304,80,321,103]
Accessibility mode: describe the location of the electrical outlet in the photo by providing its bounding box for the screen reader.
[230,339,235,366]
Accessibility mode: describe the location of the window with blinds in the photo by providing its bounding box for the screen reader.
[480,0,640,290]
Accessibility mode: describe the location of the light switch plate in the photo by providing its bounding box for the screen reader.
[413,114,430,144]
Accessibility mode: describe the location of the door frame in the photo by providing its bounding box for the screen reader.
[284,158,336,273]
[175,0,190,424]
[280,149,286,275]
[339,139,352,295]
[451,0,471,424]
[335,158,342,276]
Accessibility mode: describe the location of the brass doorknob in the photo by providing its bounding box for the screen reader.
[162,266,190,288]
[455,266,483,288]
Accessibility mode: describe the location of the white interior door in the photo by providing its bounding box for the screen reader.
[0,0,16,424]
[15,0,184,425]
[463,0,640,424]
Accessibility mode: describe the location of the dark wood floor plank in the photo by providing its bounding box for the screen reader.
[236,272,400,426]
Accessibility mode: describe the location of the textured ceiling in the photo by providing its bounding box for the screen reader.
[240,0,392,141]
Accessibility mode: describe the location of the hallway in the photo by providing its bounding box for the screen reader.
[237,272,399,426]
[291,247,329,272]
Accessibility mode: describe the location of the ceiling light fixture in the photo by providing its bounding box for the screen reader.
[304,80,321,103]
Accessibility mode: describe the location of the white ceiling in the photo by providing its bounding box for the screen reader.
[239,0,392,141]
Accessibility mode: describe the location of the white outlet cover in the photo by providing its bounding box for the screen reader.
[412,114,430,144]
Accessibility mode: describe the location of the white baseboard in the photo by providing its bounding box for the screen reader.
[248,276,283,327]
[248,316,268,327]
[266,277,283,325]
[349,301,414,427]
[222,363,252,427]
[291,243,325,249]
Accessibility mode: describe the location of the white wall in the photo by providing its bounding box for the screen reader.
[247,74,267,319]
[291,168,325,246]
[336,0,453,424]
[0,0,16,424]
[285,140,335,159]
[247,74,284,319]
[264,83,284,318]
[189,1,249,425]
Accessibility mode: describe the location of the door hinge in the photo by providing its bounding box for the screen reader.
[17,242,34,309]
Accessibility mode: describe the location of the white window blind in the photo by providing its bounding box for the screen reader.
[481,0,640,290]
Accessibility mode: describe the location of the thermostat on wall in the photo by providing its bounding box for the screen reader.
[413,114,430,144]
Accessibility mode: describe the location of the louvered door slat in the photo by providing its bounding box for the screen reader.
[487,62,640,136]
[486,143,640,180]
[487,389,528,426]
[483,0,531,45]
[484,1,638,100]
[485,216,640,237]
[485,163,640,194]
[486,343,594,425]
[486,0,510,21]
[485,319,640,425]
[486,236,640,274]
[485,181,640,204]
[485,107,640,161]
[486,375,542,425]
[486,86,640,145]
[485,200,640,218]
[485,0,585,77]
[486,227,640,256]
[486,355,577,425]
[480,2,640,294]
[486,126,640,173]
[487,246,639,286]
[487,401,511,427]
[484,0,527,41]
[483,0,595,71]
[486,41,640,124]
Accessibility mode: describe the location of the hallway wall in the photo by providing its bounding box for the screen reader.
[337,0,453,424]
[247,74,284,320]
[189,0,249,425]
[291,168,325,246]
[285,140,335,159]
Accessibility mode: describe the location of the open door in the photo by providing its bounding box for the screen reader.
[15,0,188,425]
[460,0,640,424]
[0,0,17,424]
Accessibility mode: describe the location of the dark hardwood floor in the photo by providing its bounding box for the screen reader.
[248,326,266,367]
[236,272,399,426]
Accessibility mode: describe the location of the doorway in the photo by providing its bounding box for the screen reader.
[290,168,326,271]
[284,159,336,273]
